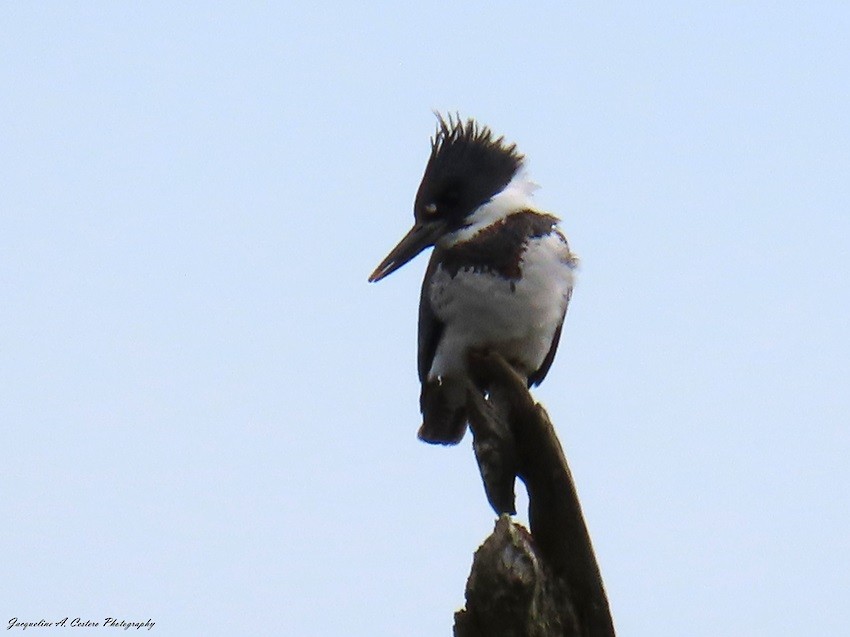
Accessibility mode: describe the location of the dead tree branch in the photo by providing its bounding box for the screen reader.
[453,351,615,637]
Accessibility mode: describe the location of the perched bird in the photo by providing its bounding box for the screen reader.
[369,115,578,445]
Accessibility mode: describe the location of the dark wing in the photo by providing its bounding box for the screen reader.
[417,250,445,383]
[527,285,572,387]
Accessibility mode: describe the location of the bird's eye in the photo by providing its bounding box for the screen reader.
[424,203,438,215]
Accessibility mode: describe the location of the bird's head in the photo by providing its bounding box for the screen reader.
[368,114,524,283]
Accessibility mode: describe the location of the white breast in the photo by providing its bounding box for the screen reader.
[427,232,576,380]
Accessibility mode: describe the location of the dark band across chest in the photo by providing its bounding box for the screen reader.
[437,210,560,280]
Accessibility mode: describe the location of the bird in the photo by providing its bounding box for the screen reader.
[369,114,578,445]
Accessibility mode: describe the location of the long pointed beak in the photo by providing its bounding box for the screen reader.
[368,220,446,282]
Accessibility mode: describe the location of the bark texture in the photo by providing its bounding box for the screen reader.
[453,351,615,637]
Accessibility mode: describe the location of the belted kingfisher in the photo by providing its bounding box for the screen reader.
[369,115,578,445]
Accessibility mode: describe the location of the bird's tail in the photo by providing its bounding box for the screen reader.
[418,378,468,445]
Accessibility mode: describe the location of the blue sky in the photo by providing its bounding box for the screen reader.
[2,3,848,636]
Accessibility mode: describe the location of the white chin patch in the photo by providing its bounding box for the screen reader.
[440,173,543,247]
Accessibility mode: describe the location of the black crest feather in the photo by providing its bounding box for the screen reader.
[414,113,525,227]
[429,113,523,165]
